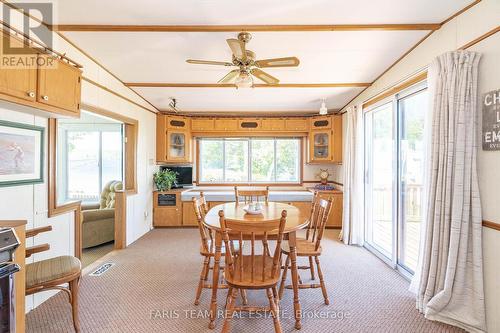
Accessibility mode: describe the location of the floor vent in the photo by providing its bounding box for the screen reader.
[89,262,115,276]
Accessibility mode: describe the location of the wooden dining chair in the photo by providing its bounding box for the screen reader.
[192,193,246,306]
[279,195,333,305]
[219,209,287,333]
[234,186,272,256]
[25,225,82,332]
[234,186,270,204]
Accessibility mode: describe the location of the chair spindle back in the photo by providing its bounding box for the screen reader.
[234,186,270,205]
[192,192,213,253]
[219,210,287,283]
[307,195,334,251]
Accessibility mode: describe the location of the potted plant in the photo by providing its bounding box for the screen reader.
[153,168,178,191]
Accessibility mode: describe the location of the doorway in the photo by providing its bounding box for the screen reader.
[57,111,124,268]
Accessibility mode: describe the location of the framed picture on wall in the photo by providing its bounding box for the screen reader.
[0,120,44,187]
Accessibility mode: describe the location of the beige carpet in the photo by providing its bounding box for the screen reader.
[26,229,463,333]
[81,242,114,268]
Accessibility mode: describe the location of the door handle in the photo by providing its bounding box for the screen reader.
[27,92,35,98]
[42,95,49,101]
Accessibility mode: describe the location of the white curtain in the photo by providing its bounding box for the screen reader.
[341,104,364,245]
[412,51,486,332]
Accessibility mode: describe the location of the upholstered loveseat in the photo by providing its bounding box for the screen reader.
[81,180,123,249]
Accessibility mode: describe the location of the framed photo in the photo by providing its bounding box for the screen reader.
[0,120,44,187]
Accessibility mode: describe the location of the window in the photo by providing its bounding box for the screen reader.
[199,138,300,183]
[364,83,427,275]
[57,112,124,204]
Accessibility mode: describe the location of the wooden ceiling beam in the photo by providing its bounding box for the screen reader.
[125,83,371,88]
[52,24,441,32]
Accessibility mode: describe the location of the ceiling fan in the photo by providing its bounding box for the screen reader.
[186,32,300,88]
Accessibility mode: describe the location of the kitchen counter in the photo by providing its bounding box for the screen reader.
[181,190,314,202]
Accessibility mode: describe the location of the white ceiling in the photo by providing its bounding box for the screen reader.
[133,86,365,113]
[63,31,428,83]
[16,0,473,25]
[10,0,474,113]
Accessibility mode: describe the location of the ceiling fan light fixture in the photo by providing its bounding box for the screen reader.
[319,98,328,115]
[235,71,253,89]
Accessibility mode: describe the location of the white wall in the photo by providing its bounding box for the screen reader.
[0,3,157,311]
[341,1,500,331]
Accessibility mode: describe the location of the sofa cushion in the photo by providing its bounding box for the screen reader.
[26,255,81,289]
[82,208,115,223]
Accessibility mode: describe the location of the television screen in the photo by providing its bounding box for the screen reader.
[161,165,193,187]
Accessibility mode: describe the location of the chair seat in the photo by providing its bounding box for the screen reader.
[200,240,240,256]
[281,238,322,256]
[26,255,81,289]
[225,255,281,289]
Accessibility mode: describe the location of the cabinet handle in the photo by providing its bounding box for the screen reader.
[42,95,49,101]
[27,92,35,98]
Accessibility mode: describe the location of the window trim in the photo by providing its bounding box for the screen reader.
[196,137,303,186]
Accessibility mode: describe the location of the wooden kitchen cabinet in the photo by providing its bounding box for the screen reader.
[37,54,82,114]
[208,201,229,209]
[262,118,285,131]
[153,191,182,227]
[238,118,261,131]
[192,118,215,131]
[214,118,238,131]
[0,34,37,103]
[182,201,198,226]
[308,115,342,164]
[316,190,343,228]
[279,201,312,218]
[167,130,191,162]
[331,115,343,163]
[285,118,309,131]
[157,114,192,163]
[310,116,332,130]
[309,130,332,162]
[167,116,190,130]
[0,32,82,117]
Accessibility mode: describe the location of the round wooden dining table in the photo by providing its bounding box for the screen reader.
[203,202,309,330]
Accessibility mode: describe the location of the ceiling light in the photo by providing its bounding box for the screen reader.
[235,71,253,89]
[319,98,328,115]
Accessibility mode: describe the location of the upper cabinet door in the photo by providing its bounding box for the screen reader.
[37,55,82,114]
[309,130,332,162]
[0,34,37,102]
[166,130,191,162]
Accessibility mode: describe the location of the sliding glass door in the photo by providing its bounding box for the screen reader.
[365,102,395,260]
[397,89,427,272]
[364,83,427,274]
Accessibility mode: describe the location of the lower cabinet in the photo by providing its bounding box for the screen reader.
[182,201,198,226]
[153,191,182,227]
[278,201,312,218]
[153,195,342,228]
[316,191,343,228]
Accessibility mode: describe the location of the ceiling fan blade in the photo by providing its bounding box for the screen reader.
[218,69,241,84]
[226,38,247,61]
[186,59,234,66]
[251,68,279,85]
[254,57,300,68]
